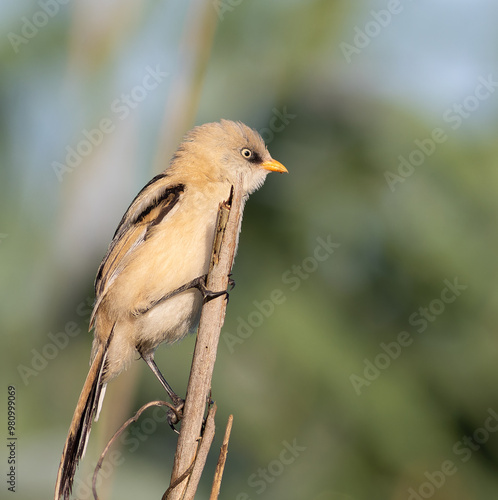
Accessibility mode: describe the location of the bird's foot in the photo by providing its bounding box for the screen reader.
[194,275,230,303]
[167,397,185,433]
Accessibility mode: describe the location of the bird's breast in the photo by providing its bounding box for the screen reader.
[107,184,230,317]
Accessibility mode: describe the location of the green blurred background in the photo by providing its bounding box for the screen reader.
[1,1,498,499]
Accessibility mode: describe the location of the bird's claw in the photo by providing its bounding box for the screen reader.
[167,399,185,433]
[196,275,230,303]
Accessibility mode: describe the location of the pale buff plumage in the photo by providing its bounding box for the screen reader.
[55,119,287,500]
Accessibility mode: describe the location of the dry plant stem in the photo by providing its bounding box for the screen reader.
[162,405,216,500]
[209,414,234,500]
[92,401,175,500]
[162,460,195,499]
[180,404,217,500]
[166,175,244,499]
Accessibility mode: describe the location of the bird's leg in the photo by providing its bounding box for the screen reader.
[136,275,231,315]
[141,352,184,430]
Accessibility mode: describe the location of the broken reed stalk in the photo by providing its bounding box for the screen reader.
[165,174,244,499]
[209,414,233,500]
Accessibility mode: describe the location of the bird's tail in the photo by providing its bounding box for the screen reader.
[54,344,108,500]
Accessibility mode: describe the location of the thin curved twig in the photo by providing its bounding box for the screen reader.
[162,461,196,500]
[92,400,176,500]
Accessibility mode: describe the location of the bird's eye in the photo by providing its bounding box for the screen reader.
[241,148,253,159]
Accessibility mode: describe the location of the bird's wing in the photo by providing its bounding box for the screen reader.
[90,174,185,328]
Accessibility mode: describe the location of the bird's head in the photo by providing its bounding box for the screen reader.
[171,119,288,195]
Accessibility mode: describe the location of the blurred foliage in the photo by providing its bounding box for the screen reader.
[1,1,498,499]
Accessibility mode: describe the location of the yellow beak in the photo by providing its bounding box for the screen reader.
[261,158,288,174]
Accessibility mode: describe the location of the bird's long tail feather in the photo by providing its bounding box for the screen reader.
[54,344,108,500]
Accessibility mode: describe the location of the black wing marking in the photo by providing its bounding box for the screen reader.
[90,175,185,327]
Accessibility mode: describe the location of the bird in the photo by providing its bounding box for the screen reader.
[54,119,288,499]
